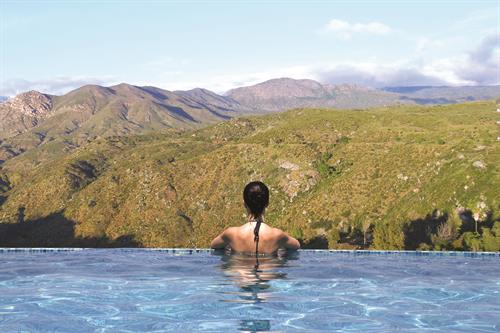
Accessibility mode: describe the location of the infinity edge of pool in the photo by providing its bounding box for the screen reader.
[0,248,499,257]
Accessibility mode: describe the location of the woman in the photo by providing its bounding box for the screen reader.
[210,181,300,254]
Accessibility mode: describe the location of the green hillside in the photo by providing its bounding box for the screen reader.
[0,101,498,250]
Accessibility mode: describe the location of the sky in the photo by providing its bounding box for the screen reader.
[1,0,499,96]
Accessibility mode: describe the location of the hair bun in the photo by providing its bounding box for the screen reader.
[243,181,269,217]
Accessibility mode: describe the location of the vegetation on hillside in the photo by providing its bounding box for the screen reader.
[0,101,498,250]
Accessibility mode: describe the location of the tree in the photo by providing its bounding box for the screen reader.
[362,219,373,247]
[472,199,489,234]
[373,220,405,250]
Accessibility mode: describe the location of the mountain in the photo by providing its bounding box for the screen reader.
[0,83,248,140]
[227,78,500,112]
[226,78,405,111]
[1,79,498,166]
[0,100,498,250]
[0,83,249,164]
[383,85,500,104]
[0,90,55,137]
[174,87,253,114]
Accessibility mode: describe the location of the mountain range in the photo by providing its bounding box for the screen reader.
[0,78,498,166]
[0,83,253,164]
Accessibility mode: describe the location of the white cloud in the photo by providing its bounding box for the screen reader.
[0,76,117,97]
[308,33,500,88]
[98,33,500,93]
[314,60,471,88]
[323,19,392,38]
[231,34,497,90]
[457,32,500,85]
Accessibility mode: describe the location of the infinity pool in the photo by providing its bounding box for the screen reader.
[0,249,499,332]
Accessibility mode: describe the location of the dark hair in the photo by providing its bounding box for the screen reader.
[243,181,269,258]
[243,181,269,218]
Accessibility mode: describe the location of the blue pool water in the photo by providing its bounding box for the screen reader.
[0,249,499,332]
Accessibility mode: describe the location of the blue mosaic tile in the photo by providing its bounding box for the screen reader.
[0,248,498,257]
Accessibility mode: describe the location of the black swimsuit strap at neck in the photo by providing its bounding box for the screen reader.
[250,217,263,266]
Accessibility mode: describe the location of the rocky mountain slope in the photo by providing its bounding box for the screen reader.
[0,101,498,250]
[0,90,55,137]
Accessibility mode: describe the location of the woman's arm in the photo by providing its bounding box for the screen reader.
[210,228,232,249]
[279,231,301,250]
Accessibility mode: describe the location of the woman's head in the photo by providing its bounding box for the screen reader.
[243,181,269,218]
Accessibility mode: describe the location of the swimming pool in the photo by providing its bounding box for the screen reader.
[0,249,499,332]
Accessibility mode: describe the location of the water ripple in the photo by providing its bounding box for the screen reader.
[0,249,499,332]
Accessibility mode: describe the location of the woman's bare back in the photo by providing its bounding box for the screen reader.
[210,181,300,253]
[212,222,300,254]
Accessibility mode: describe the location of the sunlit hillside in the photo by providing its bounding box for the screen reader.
[0,101,498,250]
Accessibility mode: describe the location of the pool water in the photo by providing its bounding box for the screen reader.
[0,249,499,332]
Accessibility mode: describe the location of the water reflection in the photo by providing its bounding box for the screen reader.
[238,319,271,332]
[213,251,299,332]
[215,250,298,304]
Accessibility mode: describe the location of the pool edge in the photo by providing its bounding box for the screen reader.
[0,248,498,257]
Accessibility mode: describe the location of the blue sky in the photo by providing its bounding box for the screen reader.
[1,0,499,96]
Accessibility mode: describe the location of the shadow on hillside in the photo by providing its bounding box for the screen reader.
[0,211,140,247]
[399,96,455,105]
[404,209,499,250]
[404,210,448,250]
[299,235,329,249]
[456,209,476,233]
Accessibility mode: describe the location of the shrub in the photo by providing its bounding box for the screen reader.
[418,243,432,251]
[337,136,350,144]
[431,222,457,250]
[373,221,405,250]
[314,152,335,177]
[462,232,483,251]
[482,223,500,251]
[326,228,340,247]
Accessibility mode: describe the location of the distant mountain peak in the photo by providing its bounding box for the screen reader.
[178,87,217,95]
[226,77,328,103]
[231,77,324,89]
[258,77,322,85]
[225,77,397,111]
[110,83,141,91]
[67,84,116,97]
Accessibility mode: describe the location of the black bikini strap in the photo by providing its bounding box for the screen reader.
[253,217,262,268]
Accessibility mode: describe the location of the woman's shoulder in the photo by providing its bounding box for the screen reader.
[267,226,287,238]
[267,225,282,232]
[224,226,240,235]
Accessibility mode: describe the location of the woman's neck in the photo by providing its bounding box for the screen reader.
[247,215,263,223]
